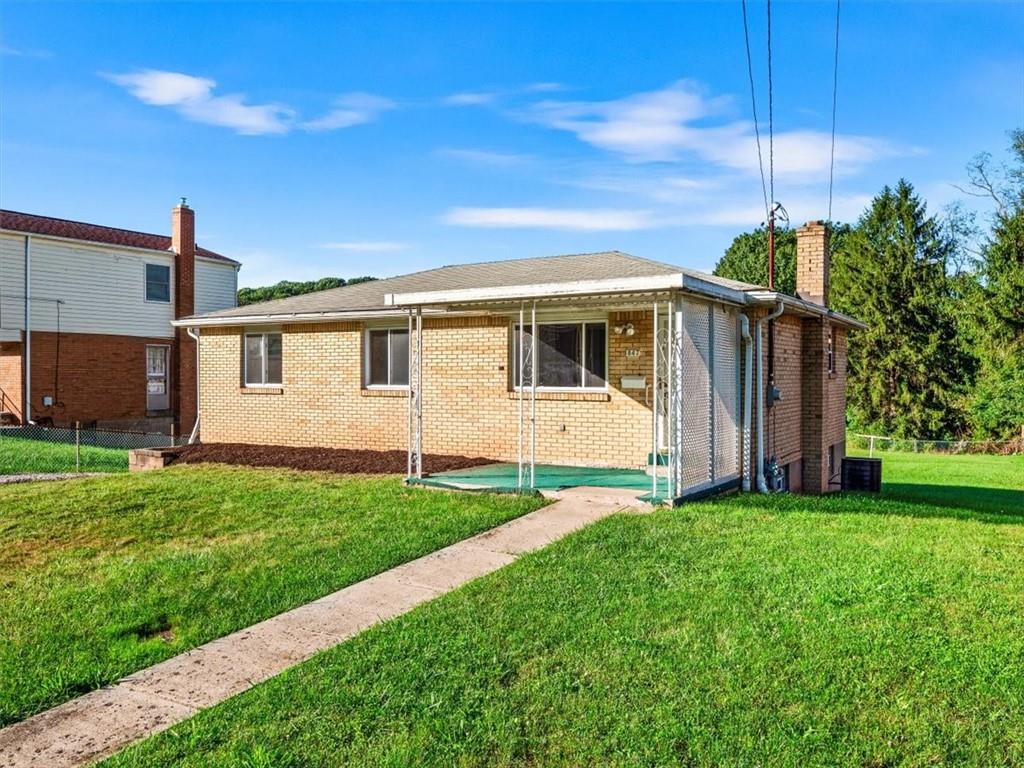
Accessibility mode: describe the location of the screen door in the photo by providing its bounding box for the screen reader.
[146,345,170,411]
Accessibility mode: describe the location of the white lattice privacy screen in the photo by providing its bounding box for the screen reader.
[675,298,741,496]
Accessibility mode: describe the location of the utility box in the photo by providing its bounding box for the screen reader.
[620,375,647,390]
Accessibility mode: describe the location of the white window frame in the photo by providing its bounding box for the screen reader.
[364,327,410,390]
[511,318,609,392]
[243,332,283,387]
[144,262,172,304]
[827,325,836,374]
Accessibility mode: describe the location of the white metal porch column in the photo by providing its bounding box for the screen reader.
[517,301,537,489]
[406,306,423,479]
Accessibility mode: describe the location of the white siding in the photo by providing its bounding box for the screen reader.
[195,259,237,315]
[0,234,26,332]
[0,232,175,338]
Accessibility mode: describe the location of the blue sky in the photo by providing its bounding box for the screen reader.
[2,2,1021,287]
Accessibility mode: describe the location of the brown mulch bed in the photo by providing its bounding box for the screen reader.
[168,443,496,475]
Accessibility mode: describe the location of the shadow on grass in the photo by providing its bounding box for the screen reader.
[877,483,1024,522]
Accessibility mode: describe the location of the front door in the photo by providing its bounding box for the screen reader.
[146,345,170,412]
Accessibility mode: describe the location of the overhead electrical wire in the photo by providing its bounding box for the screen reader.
[766,0,774,211]
[741,0,770,219]
[827,0,842,221]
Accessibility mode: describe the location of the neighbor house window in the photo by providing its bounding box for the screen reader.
[366,328,409,387]
[512,321,607,389]
[827,326,836,374]
[145,263,171,303]
[244,333,282,386]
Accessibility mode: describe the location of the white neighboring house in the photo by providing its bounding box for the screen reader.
[0,202,240,433]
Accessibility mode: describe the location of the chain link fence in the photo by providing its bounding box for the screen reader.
[0,424,187,476]
[851,433,1023,457]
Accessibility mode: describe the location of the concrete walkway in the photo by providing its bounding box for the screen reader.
[0,486,647,768]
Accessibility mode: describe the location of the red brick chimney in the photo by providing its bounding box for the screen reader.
[171,200,196,435]
[795,220,830,307]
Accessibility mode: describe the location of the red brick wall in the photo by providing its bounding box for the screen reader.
[172,204,197,435]
[18,330,178,427]
[0,341,23,421]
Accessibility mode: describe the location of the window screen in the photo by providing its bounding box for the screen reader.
[513,321,606,389]
[367,329,409,387]
[244,333,282,386]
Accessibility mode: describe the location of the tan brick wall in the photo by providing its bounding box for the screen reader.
[199,311,656,468]
[796,221,830,306]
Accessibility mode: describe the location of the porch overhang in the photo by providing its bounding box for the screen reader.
[383,272,749,310]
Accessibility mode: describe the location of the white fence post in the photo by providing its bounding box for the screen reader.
[75,421,81,472]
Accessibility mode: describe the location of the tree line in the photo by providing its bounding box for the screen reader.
[714,130,1023,441]
[237,276,376,307]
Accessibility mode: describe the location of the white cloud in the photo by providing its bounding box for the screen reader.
[1,43,53,59]
[318,241,409,252]
[527,80,900,179]
[524,82,565,93]
[105,70,294,135]
[437,148,533,167]
[106,70,393,136]
[303,93,395,131]
[444,92,497,106]
[444,207,654,231]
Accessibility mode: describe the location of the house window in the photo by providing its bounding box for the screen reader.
[366,328,409,387]
[145,263,171,303]
[512,321,607,389]
[244,333,282,386]
[827,326,835,374]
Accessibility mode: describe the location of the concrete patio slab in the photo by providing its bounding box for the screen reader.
[0,486,646,768]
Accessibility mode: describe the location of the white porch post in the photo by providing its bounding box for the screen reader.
[406,307,423,480]
[666,299,675,501]
[530,300,537,488]
[652,300,659,500]
[518,302,525,489]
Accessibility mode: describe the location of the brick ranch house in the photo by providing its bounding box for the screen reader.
[177,221,863,501]
[0,203,240,435]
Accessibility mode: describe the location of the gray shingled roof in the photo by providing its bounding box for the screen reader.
[198,250,762,319]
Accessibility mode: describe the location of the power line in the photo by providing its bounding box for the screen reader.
[741,0,769,219]
[827,0,841,221]
[766,0,774,210]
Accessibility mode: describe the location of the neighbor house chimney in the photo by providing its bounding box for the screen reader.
[171,199,196,435]
[795,220,830,307]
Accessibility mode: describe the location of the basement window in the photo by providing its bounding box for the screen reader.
[244,333,282,386]
[145,263,171,303]
[512,321,607,390]
[366,328,409,388]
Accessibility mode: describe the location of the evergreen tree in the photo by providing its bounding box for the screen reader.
[831,180,971,438]
[967,130,1024,438]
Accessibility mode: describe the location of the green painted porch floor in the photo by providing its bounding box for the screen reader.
[417,462,668,499]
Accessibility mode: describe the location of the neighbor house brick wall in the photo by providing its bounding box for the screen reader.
[18,330,176,427]
[0,341,23,421]
[199,311,655,468]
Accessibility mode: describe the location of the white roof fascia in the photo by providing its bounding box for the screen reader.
[386,273,748,308]
[746,290,867,330]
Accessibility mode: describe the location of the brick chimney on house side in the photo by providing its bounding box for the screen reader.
[795,220,830,307]
[171,201,196,434]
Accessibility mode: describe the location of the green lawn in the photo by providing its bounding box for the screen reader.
[0,466,544,725]
[0,434,128,474]
[105,451,1024,768]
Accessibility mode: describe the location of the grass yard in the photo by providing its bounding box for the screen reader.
[105,451,1024,768]
[0,466,545,725]
[0,434,128,474]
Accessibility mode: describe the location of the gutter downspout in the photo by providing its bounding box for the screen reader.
[740,315,752,492]
[756,300,785,493]
[23,235,31,424]
[186,326,201,444]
